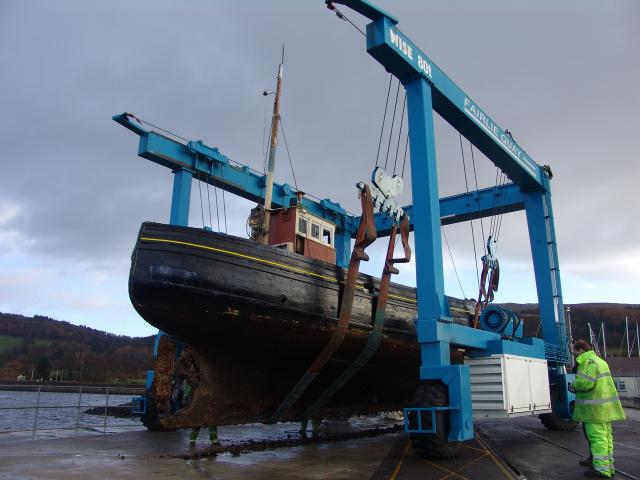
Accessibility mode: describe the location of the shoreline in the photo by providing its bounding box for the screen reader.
[0,381,144,395]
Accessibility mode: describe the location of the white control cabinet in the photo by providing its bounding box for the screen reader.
[467,354,552,419]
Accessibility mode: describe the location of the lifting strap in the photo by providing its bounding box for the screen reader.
[267,185,377,424]
[473,236,500,328]
[299,214,411,423]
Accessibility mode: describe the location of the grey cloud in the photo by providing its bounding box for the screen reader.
[1,0,638,291]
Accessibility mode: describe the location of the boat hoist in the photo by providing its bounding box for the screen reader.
[115,0,577,460]
[323,0,576,457]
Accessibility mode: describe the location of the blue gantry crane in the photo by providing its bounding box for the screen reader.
[115,0,576,459]
[324,0,575,456]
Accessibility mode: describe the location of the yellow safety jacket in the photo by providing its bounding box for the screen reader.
[572,350,625,423]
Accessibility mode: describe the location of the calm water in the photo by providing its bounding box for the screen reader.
[0,389,402,443]
[0,389,143,433]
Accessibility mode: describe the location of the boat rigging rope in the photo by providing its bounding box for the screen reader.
[279,117,299,191]
[262,93,271,173]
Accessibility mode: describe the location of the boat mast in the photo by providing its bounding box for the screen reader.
[587,322,600,355]
[566,306,575,369]
[261,47,284,245]
[626,316,630,357]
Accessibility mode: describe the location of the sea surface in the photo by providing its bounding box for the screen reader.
[0,389,143,434]
[0,388,403,444]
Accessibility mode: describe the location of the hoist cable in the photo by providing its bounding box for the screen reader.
[469,143,486,254]
[498,173,512,242]
[384,80,402,171]
[375,74,394,169]
[392,93,407,176]
[443,227,467,299]
[496,186,505,242]
[326,2,366,37]
[494,172,507,239]
[459,133,480,289]
[489,169,506,238]
[489,169,500,237]
[495,172,509,243]
[491,172,504,239]
[279,117,299,191]
[401,132,409,177]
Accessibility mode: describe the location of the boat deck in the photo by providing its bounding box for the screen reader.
[1,411,638,479]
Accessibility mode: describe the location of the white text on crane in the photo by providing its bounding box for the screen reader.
[389,29,432,79]
[463,97,536,176]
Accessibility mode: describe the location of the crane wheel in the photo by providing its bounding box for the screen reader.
[539,386,578,431]
[539,412,578,431]
[140,395,174,431]
[408,382,462,459]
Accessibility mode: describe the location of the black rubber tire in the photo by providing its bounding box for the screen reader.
[408,382,462,459]
[539,386,578,431]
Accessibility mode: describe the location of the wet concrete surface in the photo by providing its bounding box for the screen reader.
[0,410,638,480]
[370,433,517,480]
[0,427,399,480]
[478,409,640,480]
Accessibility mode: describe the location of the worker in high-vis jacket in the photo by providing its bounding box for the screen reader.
[570,340,626,478]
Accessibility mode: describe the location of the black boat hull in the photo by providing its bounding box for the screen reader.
[129,222,474,428]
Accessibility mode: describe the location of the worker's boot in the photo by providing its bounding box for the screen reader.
[579,456,593,467]
[208,426,220,446]
[189,427,200,447]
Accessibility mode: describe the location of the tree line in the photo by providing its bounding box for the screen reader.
[0,313,153,383]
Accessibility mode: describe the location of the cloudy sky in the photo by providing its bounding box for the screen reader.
[1,0,638,337]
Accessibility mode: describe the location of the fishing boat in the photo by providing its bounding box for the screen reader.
[129,219,475,429]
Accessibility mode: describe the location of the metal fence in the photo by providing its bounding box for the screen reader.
[0,384,145,439]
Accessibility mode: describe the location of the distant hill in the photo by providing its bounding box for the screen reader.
[502,303,640,355]
[0,313,153,382]
[1,303,638,382]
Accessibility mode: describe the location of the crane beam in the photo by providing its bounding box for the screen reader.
[113,113,349,227]
[369,183,523,236]
[115,112,525,254]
